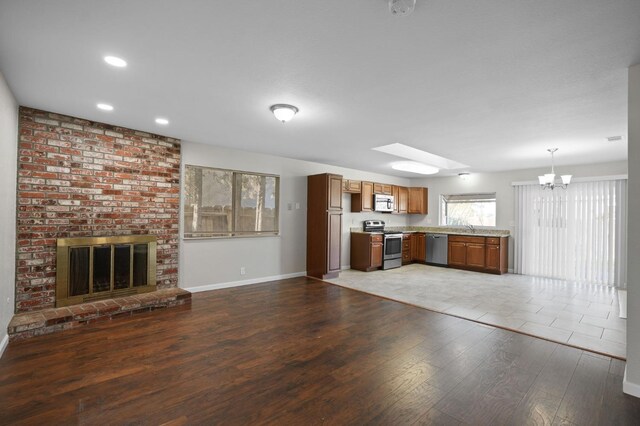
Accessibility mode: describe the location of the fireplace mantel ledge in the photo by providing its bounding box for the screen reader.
[7,288,191,341]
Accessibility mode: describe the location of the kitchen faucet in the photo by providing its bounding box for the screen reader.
[466,224,475,233]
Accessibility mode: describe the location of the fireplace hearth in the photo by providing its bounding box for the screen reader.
[56,235,157,307]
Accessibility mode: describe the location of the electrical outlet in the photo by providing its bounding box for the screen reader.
[287,203,292,211]
[240,267,246,275]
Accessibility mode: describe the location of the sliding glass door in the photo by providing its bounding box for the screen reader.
[514,178,627,287]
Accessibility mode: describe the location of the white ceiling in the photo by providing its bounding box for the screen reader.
[0,0,638,177]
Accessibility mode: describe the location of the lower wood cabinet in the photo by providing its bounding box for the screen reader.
[402,234,412,264]
[351,233,383,272]
[448,235,508,274]
[411,233,426,262]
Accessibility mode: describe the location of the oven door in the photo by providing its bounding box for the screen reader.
[383,235,402,259]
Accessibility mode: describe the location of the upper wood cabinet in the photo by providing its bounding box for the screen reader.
[342,179,362,194]
[398,186,409,214]
[373,183,393,195]
[351,181,374,212]
[328,174,343,211]
[408,187,428,214]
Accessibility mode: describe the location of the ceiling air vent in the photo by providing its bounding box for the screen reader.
[606,136,624,142]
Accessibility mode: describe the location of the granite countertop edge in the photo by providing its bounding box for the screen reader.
[350,227,511,237]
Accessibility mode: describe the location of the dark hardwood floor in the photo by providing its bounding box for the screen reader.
[1,277,639,425]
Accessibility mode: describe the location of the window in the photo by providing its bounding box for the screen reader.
[440,193,496,227]
[183,165,279,238]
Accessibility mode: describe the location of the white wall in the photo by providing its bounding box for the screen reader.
[179,142,411,290]
[625,63,640,396]
[0,72,18,355]
[409,161,628,270]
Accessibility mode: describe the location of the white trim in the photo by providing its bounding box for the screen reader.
[512,174,628,186]
[182,271,306,293]
[623,366,640,398]
[341,265,351,271]
[507,268,514,274]
[0,334,8,359]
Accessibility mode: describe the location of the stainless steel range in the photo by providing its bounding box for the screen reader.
[362,220,403,270]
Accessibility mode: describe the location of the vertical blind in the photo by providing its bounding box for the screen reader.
[514,179,627,288]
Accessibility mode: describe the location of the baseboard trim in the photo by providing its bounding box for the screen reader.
[341,265,351,271]
[507,268,514,274]
[0,333,8,359]
[183,272,307,293]
[623,366,640,398]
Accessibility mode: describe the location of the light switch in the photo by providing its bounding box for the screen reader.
[295,202,300,209]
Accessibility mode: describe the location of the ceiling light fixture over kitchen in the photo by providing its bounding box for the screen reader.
[270,104,298,123]
[389,0,416,16]
[96,103,114,111]
[538,148,571,190]
[155,117,169,125]
[104,56,127,68]
[391,161,439,175]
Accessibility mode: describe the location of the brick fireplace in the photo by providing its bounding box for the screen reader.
[15,107,182,314]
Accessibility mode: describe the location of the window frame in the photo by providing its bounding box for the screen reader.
[439,192,497,228]
[183,164,280,239]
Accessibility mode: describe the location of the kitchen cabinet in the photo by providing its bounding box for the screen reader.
[448,235,508,274]
[350,233,383,271]
[351,181,374,212]
[402,234,412,265]
[342,179,361,194]
[373,183,393,195]
[411,233,426,262]
[408,187,428,214]
[398,186,409,214]
[307,173,343,279]
[485,237,508,273]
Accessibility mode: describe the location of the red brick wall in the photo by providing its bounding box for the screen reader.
[16,107,181,312]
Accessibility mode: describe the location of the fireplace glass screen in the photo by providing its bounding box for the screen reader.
[56,235,157,307]
[114,244,131,289]
[69,247,90,296]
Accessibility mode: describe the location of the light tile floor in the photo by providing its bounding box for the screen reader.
[326,264,626,358]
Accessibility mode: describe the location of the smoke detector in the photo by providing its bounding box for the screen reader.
[389,0,416,16]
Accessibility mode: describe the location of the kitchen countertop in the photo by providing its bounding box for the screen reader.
[351,226,510,237]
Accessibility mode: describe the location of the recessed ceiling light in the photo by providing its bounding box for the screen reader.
[96,103,114,111]
[391,161,439,175]
[104,56,127,68]
[155,118,169,125]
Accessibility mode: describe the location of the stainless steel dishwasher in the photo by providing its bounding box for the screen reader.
[426,233,448,266]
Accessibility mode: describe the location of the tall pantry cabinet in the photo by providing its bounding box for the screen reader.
[307,173,343,279]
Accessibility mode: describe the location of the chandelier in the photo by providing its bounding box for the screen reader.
[538,148,572,190]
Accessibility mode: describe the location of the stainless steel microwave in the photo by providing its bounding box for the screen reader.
[374,194,394,212]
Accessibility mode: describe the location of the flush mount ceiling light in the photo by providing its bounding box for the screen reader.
[538,148,572,190]
[458,172,470,180]
[391,161,439,175]
[389,0,416,16]
[96,103,114,111]
[155,117,169,125]
[270,104,299,123]
[104,56,127,68]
